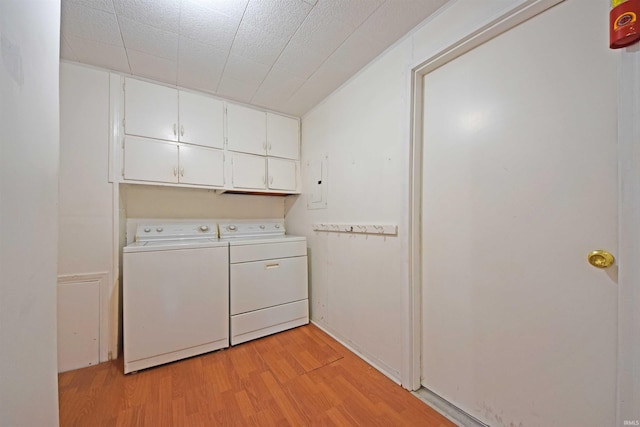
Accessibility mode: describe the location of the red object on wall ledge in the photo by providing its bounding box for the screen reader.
[610,0,640,49]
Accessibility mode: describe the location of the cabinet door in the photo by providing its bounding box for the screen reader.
[124,78,178,141]
[179,145,224,187]
[267,157,297,191]
[227,103,266,156]
[124,136,179,183]
[231,153,266,190]
[178,91,224,149]
[266,113,299,160]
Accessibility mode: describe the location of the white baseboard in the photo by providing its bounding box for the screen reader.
[413,387,488,427]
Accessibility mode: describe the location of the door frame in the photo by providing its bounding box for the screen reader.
[405,0,640,423]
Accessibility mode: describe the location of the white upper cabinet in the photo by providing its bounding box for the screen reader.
[125,78,178,142]
[266,113,299,160]
[231,153,266,190]
[226,103,267,156]
[179,145,224,187]
[123,136,224,187]
[124,77,224,148]
[229,154,297,192]
[119,77,299,193]
[124,136,179,183]
[267,157,297,191]
[227,104,300,161]
[179,91,224,149]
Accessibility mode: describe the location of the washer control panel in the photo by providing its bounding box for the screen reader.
[219,221,285,239]
[135,222,218,242]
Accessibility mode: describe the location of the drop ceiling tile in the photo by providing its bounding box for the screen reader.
[216,76,261,103]
[178,68,222,95]
[113,0,181,34]
[127,49,178,84]
[285,60,354,115]
[177,37,226,92]
[242,0,313,39]
[230,22,289,67]
[180,0,240,48]
[119,16,178,60]
[252,67,306,108]
[283,85,328,117]
[287,6,354,58]
[60,0,448,117]
[324,30,388,77]
[61,3,123,46]
[63,0,115,13]
[64,34,130,73]
[273,39,327,80]
[358,0,447,45]
[187,0,249,20]
[312,0,383,29]
[178,36,228,69]
[223,53,271,84]
[60,35,79,62]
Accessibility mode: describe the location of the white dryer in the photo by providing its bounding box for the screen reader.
[219,221,309,345]
[123,222,228,373]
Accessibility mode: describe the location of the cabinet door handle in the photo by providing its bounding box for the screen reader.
[180,168,184,177]
[173,123,177,136]
[268,142,272,151]
[265,263,280,269]
[180,125,184,137]
[173,167,177,176]
[262,141,267,151]
[269,175,273,185]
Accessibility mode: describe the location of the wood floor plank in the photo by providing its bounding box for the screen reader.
[59,324,454,426]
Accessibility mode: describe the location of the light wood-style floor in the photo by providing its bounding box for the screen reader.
[59,324,454,426]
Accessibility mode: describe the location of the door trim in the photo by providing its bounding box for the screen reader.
[616,43,640,424]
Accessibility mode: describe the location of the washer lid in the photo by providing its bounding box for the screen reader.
[124,238,227,253]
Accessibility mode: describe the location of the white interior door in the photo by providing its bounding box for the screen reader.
[421,2,618,427]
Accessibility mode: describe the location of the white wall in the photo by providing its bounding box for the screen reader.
[0,0,61,425]
[59,63,112,277]
[286,40,412,380]
[285,0,556,384]
[121,184,285,220]
[288,0,639,423]
[58,62,113,369]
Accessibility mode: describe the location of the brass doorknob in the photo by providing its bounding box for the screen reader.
[587,250,615,268]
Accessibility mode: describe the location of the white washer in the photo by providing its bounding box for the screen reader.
[219,221,309,345]
[123,222,228,373]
